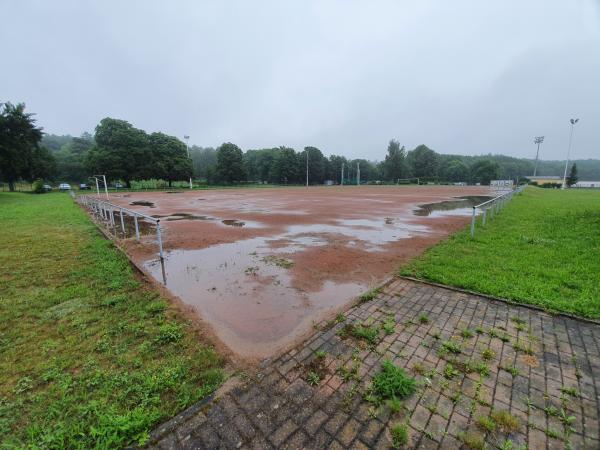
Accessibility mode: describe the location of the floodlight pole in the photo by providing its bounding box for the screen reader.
[306,149,309,187]
[341,163,344,185]
[533,136,544,176]
[562,119,579,189]
[184,135,193,189]
[356,162,360,186]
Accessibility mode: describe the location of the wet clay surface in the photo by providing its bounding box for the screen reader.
[105,186,493,360]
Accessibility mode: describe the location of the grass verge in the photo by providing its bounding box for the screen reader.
[0,193,225,448]
[400,187,600,319]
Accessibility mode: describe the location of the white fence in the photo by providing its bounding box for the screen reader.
[470,185,526,238]
[76,194,167,284]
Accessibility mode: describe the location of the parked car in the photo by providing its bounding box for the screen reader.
[58,183,71,191]
[114,182,124,189]
[79,183,91,190]
[43,184,52,192]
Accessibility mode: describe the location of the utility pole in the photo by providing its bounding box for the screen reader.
[533,136,544,176]
[562,119,579,189]
[356,162,360,186]
[184,135,193,189]
[341,163,344,185]
[306,149,309,187]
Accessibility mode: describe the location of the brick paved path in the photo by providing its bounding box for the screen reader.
[148,279,600,449]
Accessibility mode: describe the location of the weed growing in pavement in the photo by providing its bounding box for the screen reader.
[560,386,580,398]
[359,287,382,303]
[315,350,326,359]
[441,340,462,354]
[457,431,485,450]
[418,313,430,324]
[491,410,520,432]
[411,362,426,375]
[388,397,402,413]
[391,423,408,448]
[306,371,321,386]
[370,360,416,401]
[443,363,460,379]
[476,415,496,432]
[501,365,520,377]
[482,348,496,360]
[460,328,474,339]
[382,317,396,335]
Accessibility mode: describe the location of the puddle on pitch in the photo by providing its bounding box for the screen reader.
[130,200,155,207]
[143,236,365,358]
[413,196,492,217]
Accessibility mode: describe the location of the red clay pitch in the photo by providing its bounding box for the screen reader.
[106,185,492,361]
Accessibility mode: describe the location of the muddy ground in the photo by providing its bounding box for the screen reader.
[103,185,493,361]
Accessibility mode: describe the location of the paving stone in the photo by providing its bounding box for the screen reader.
[147,280,600,450]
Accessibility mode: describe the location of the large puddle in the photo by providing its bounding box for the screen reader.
[127,187,494,359]
[142,216,434,357]
[144,235,366,357]
[413,196,492,217]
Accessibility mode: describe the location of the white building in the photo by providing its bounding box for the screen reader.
[573,181,600,188]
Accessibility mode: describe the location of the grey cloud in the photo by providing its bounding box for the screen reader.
[1,0,598,160]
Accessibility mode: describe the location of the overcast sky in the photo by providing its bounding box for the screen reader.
[2,0,599,161]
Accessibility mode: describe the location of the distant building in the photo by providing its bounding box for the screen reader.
[527,176,562,186]
[573,181,600,188]
[491,180,514,189]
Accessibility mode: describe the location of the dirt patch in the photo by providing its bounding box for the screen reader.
[101,185,493,361]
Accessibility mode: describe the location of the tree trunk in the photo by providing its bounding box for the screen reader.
[168,180,172,187]
[8,181,15,192]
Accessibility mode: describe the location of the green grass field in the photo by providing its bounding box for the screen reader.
[0,193,225,448]
[401,187,600,319]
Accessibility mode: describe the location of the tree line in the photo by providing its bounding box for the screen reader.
[3,103,599,191]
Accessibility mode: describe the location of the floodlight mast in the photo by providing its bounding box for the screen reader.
[562,119,579,190]
[305,149,309,187]
[533,136,544,177]
[356,162,360,186]
[184,135,193,189]
[341,162,344,185]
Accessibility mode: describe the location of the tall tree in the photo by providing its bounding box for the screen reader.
[0,102,54,191]
[407,144,438,179]
[442,159,470,182]
[383,139,406,181]
[566,163,578,187]
[189,146,217,180]
[149,132,192,187]
[86,118,151,187]
[215,142,245,183]
[272,147,299,184]
[300,146,326,184]
[470,159,501,185]
[54,133,93,181]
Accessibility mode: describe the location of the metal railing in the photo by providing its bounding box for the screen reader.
[470,185,526,238]
[76,194,167,284]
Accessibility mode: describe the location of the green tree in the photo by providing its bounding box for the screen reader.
[0,102,54,191]
[300,146,326,184]
[442,159,469,182]
[86,118,151,188]
[328,155,349,184]
[244,148,278,182]
[566,163,578,187]
[470,159,501,185]
[149,132,192,187]
[272,147,299,183]
[407,144,438,179]
[189,146,217,180]
[54,133,93,181]
[383,139,406,181]
[215,142,245,183]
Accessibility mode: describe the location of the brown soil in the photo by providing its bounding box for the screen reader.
[100,185,493,362]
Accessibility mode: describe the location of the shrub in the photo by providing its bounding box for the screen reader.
[32,179,46,194]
